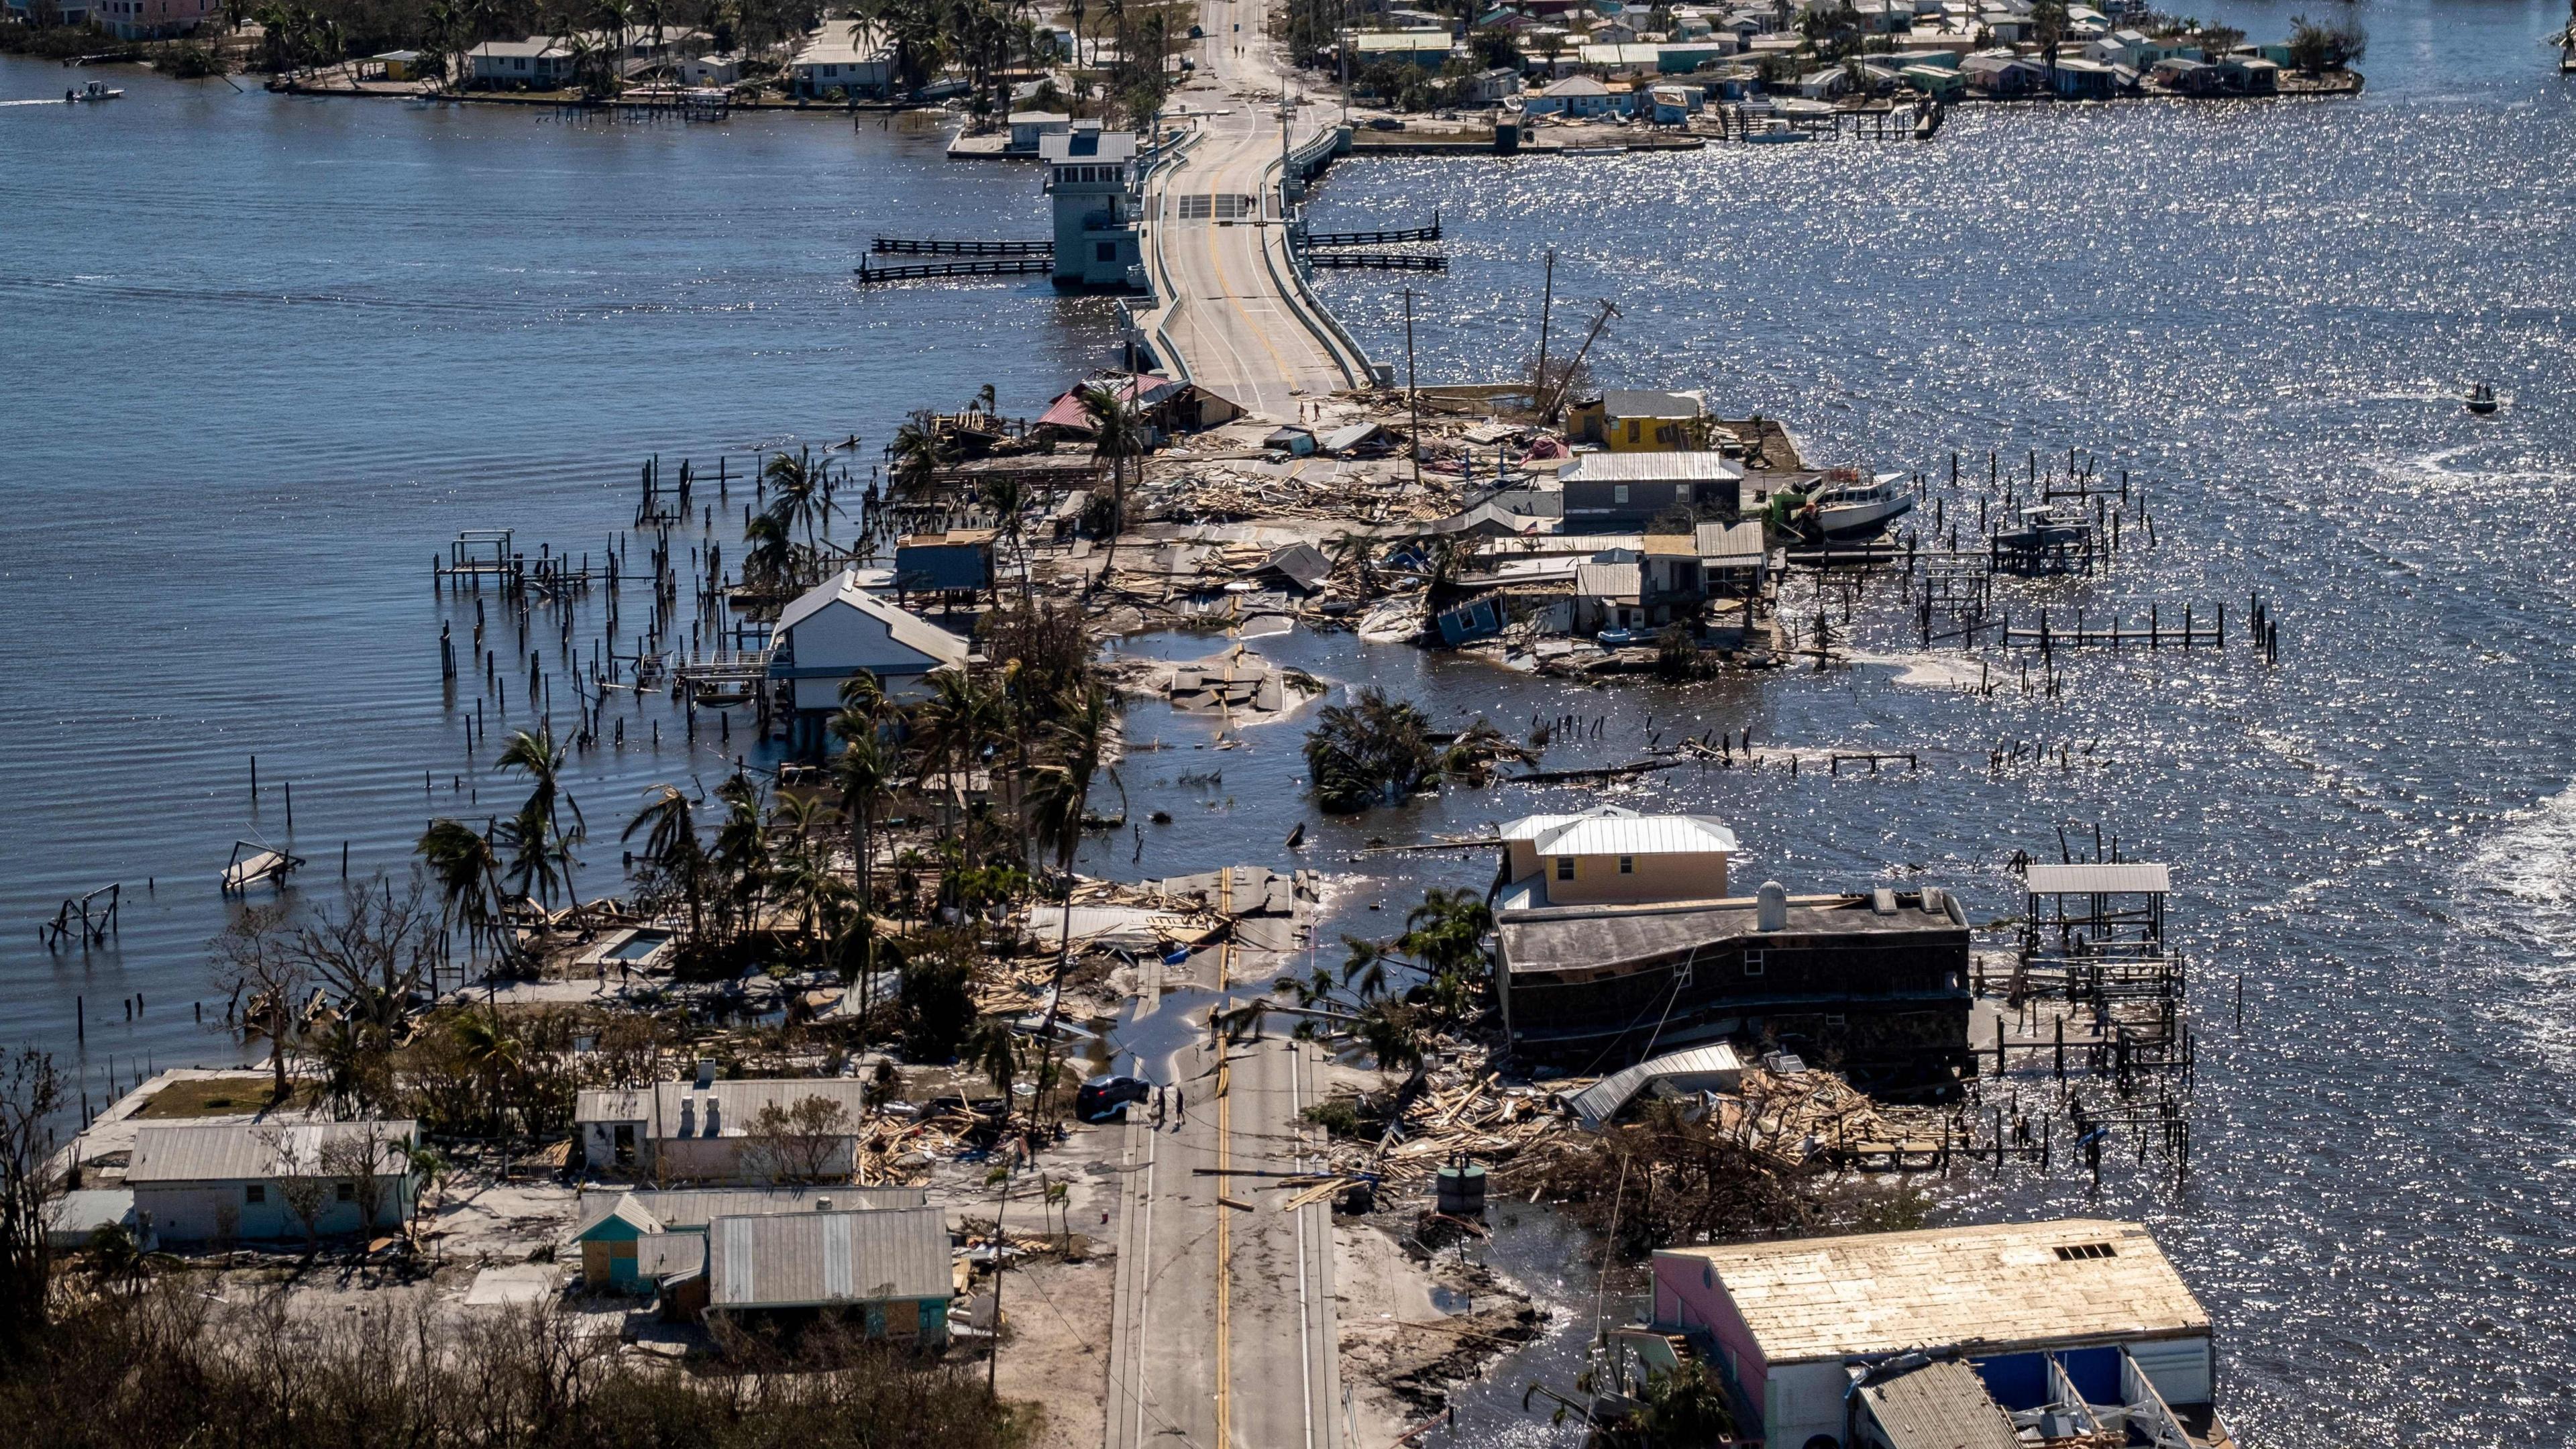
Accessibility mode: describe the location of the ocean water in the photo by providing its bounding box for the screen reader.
[8,5,2576,1440]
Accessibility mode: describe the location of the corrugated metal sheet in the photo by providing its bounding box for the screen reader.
[1574,561,1641,601]
[1569,1042,1744,1128]
[643,1079,877,1140]
[127,1120,417,1185]
[1858,1359,2024,1449]
[633,1232,707,1279]
[578,1186,928,1236]
[1693,521,1766,565]
[1562,451,1743,484]
[708,1207,950,1309]
[2024,863,2171,896]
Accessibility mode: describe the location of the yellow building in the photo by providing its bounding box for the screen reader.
[1568,388,1711,451]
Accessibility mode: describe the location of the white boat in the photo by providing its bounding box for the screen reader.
[1809,470,1915,539]
[66,80,123,103]
[1743,119,1811,144]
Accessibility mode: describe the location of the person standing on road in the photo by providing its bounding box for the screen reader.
[1152,1087,1167,1126]
[1173,1087,1187,1127]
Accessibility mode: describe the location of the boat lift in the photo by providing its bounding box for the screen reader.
[221,839,306,894]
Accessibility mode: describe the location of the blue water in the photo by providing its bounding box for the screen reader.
[9,6,2576,1440]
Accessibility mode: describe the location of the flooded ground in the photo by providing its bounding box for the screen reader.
[12,5,2576,1437]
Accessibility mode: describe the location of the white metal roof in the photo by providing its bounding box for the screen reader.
[792,21,894,66]
[2023,862,2170,895]
[1040,129,1140,163]
[1568,1041,1744,1128]
[578,1185,928,1236]
[774,570,971,671]
[1501,806,1737,857]
[1562,451,1744,484]
[1658,1219,2208,1364]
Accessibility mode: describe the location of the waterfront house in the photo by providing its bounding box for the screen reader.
[2050,54,2123,97]
[766,573,971,744]
[704,1206,954,1342]
[1648,83,1700,123]
[1568,388,1709,450]
[789,21,898,98]
[893,529,999,601]
[1961,49,2047,95]
[127,1120,418,1244]
[1559,450,1746,529]
[88,0,216,39]
[683,52,742,85]
[1650,1220,2229,1449]
[1044,126,1144,287]
[2084,26,2148,66]
[1521,73,1623,116]
[470,38,578,89]
[576,1186,927,1287]
[1493,875,1973,1078]
[1794,66,1849,99]
[1694,520,1767,598]
[1499,806,1735,905]
[1573,559,1646,634]
[576,1070,877,1183]
[1901,63,1967,99]
[1462,66,1526,103]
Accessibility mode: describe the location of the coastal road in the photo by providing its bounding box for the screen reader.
[1141,0,1366,419]
[1104,964,1341,1449]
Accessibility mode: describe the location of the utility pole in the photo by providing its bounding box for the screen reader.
[1403,286,1424,490]
[1534,248,1556,415]
[987,1159,1011,1395]
[1538,298,1619,424]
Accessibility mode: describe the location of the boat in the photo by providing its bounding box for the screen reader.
[1595,627,1640,647]
[1808,470,1915,539]
[2467,382,2499,415]
[1743,119,1812,144]
[65,80,123,103]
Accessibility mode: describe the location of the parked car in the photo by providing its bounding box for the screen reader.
[1367,117,1405,130]
[1076,1074,1155,1122]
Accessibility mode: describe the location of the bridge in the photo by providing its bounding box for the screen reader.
[1129,0,1374,420]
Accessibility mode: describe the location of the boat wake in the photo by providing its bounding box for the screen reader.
[2459,780,2576,1071]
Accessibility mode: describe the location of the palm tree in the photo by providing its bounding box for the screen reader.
[913,667,1004,855]
[1399,886,1493,1014]
[888,417,948,497]
[452,1010,523,1134]
[763,448,828,549]
[969,1016,1021,1104]
[979,472,1034,612]
[1328,531,1379,595]
[1024,683,1119,1113]
[1075,382,1144,586]
[417,818,506,959]
[623,784,706,941]
[743,510,799,596]
[494,727,582,908]
[708,771,771,941]
[831,694,899,1026]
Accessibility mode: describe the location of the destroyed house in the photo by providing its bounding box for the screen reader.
[1494,882,1972,1084]
[1651,1220,2229,1449]
[576,1074,875,1183]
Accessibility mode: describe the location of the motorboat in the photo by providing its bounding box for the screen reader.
[2467,382,2499,415]
[1743,118,1811,144]
[1595,627,1641,647]
[66,80,123,103]
[1808,470,1915,539]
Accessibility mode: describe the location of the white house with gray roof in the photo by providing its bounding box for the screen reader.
[127,1120,418,1244]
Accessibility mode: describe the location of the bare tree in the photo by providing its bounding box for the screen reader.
[743,1096,856,1184]
[0,1049,68,1352]
[214,902,315,1106]
[319,1124,404,1239]
[259,1128,333,1253]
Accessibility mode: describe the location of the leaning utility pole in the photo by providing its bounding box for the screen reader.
[1539,298,1620,424]
[1402,286,1424,489]
[1534,248,1556,415]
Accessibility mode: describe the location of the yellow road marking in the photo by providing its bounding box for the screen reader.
[1214,1038,1232,1448]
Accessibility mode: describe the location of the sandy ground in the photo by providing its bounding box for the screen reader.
[1334,1218,1543,1445]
